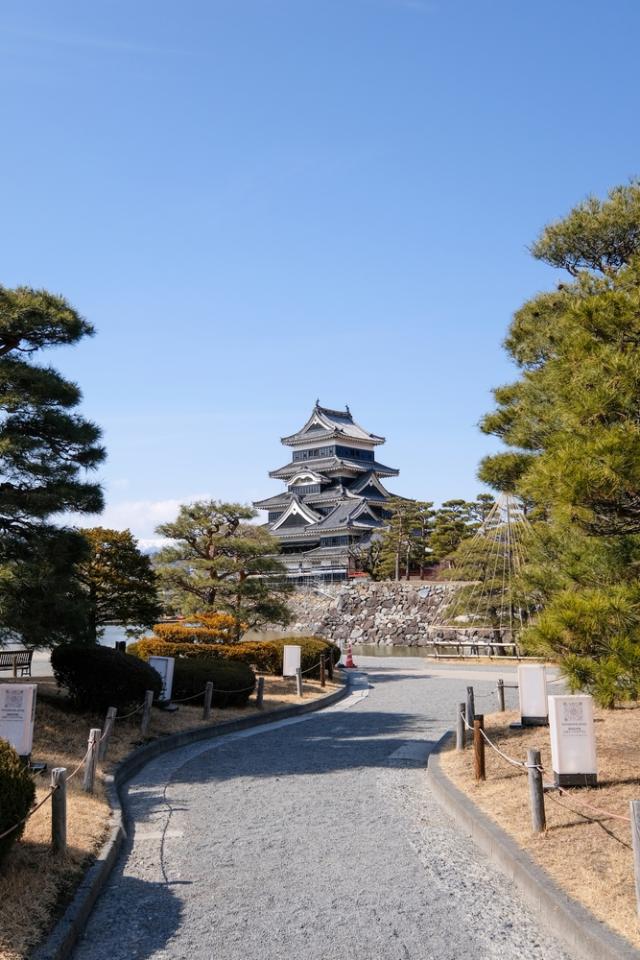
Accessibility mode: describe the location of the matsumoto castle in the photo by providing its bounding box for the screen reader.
[254,402,402,581]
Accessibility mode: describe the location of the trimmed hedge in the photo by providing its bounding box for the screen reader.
[173,659,255,708]
[0,738,36,865]
[129,635,340,680]
[51,644,163,711]
[153,622,234,645]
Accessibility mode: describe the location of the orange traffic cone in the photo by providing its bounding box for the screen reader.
[343,642,357,669]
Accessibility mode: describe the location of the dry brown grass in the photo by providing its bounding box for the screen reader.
[0,673,340,959]
[440,705,640,948]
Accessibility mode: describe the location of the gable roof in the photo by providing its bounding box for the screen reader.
[281,403,385,446]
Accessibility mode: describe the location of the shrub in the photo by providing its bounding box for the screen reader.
[128,638,281,672]
[152,623,230,644]
[0,739,36,865]
[173,658,255,708]
[524,584,640,707]
[129,635,340,679]
[267,636,341,679]
[51,644,163,711]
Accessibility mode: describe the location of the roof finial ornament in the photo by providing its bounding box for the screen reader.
[345,403,350,414]
[315,397,320,408]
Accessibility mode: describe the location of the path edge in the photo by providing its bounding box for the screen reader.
[426,731,640,960]
[32,676,350,960]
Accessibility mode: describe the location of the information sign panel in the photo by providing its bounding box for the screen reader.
[282,645,301,677]
[548,694,597,786]
[149,656,175,702]
[518,664,548,726]
[0,684,37,756]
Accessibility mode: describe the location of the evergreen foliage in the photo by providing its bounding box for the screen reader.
[76,527,161,642]
[0,738,36,865]
[480,181,640,703]
[155,501,292,640]
[0,286,105,647]
[51,644,162,711]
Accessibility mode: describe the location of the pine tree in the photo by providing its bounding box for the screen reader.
[0,286,105,647]
[76,528,161,642]
[155,501,292,640]
[478,181,640,703]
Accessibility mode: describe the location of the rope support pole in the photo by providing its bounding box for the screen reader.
[497,679,505,712]
[51,767,67,855]
[456,701,465,751]
[256,676,265,709]
[140,690,154,738]
[99,707,117,762]
[473,715,486,781]
[82,728,101,793]
[202,681,213,721]
[527,748,546,833]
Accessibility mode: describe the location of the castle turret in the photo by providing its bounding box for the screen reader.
[254,403,402,582]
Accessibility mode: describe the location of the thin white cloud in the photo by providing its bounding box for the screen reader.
[75,494,209,544]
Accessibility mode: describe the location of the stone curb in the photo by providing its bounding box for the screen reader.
[426,731,640,960]
[32,677,350,960]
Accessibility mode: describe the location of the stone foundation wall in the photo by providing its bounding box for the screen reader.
[281,580,464,647]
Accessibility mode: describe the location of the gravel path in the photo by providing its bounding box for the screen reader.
[73,658,574,960]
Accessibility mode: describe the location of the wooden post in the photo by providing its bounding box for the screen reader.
[140,689,154,737]
[256,676,265,709]
[473,715,486,781]
[497,679,505,712]
[320,657,326,687]
[456,701,465,751]
[83,728,100,793]
[51,767,67,855]
[99,707,117,762]
[326,654,333,681]
[295,667,303,698]
[202,681,213,721]
[630,801,640,917]
[12,654,17,679]
[527,748,546,833]
[466,686,475,729]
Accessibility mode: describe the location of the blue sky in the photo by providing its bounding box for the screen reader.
[1,1,639,543]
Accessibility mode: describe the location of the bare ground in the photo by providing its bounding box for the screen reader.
[440,705,640,948]
[0,674,340,960]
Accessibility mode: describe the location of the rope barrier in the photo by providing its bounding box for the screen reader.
[554,787,632,824]
[65,745,92,783]
[459,711,529,771]
[300,659,325,676]
[114,703,143,721]
[0,787,56,841]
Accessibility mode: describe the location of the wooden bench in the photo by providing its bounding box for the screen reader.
[0,650,33,677]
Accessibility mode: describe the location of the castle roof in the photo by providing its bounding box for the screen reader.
[269,456,399,480]
[281,403,385,446]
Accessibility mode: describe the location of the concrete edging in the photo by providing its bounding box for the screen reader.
[427,731,640,960]
[32,676,350,960]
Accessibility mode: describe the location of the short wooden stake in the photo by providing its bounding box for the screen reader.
[99,707,117,762]
[320,657,326,687]
[83,728,101,793]
[51,767,67,855]
[140,689,154,737]
[630,800,640,917]
[326,654,333,680]
[256,676,265,709]
[466,686,475,729]
[295,667,303,698]
[12,654,18,678]
[456,701,465,751]
[202,681,214,721]
[527,748,546,833]
[497,679,505,712]
[473,715,486,781]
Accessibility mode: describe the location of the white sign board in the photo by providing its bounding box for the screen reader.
[282,645,301,677]
[0,684,37,756]
[149,656,175,701]
[518,664,548,726]
[548,695,597,786]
